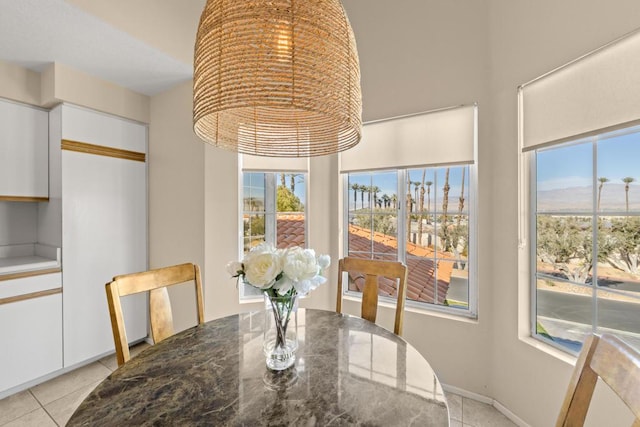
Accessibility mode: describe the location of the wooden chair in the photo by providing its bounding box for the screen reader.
[336,257,408,335]
[556,333,640,426]
[105,262,205,366]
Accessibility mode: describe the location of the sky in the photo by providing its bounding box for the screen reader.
[537,128,640,191]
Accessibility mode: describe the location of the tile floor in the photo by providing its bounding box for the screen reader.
[1,346,516,426]
[446,392,517,427]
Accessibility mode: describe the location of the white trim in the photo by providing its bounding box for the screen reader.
[442,384,532,427]
[493,399,531,427]
[441,383,492,404]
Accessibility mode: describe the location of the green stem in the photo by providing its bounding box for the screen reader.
[268,294,295,349]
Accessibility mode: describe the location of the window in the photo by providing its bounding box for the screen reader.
[339,104,477,317]
[241,171,307,298]
[532,125,640,352]
[344,164,476,316]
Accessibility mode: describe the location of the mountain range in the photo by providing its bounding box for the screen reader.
[537,183,640,212]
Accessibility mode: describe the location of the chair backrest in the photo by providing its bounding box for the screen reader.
[105,262,205,366]
[556,333,640,427]
[336,257,408,335]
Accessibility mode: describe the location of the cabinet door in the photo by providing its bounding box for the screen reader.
[0,99,48,199]
[62,107,147,367]
[0,293,62,393]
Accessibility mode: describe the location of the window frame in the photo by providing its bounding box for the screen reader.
[341,164,478,318]
[529,125,640,354]
[238,170,308,301]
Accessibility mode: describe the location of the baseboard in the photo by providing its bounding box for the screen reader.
[441,383,492,404]
[493,399,531,427]
[441,383,531,427]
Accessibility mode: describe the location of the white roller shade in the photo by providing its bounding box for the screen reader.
[520,28,640,151]
[241,154,308,172]
[339,104,476,172]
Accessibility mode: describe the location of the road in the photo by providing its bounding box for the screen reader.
[537,289,640,334]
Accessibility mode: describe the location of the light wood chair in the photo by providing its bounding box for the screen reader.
[105,262,205,366]
[336,257,408,335]
[556,333,640,426]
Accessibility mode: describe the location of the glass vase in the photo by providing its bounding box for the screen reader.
[263,293,298,371]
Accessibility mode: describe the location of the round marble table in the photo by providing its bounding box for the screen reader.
[68,309,449,426]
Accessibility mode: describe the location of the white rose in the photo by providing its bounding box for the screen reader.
[317,254,331,270]
[293,275,326,295]
[226,261,243,277]
[282,247,319,283]
[243,249,282,289]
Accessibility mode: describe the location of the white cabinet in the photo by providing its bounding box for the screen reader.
[0,273,62,393]
[0,99,48,199]
[56,105,148,367]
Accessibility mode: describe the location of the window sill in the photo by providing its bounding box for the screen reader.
[405,303,478,324]
[519,334,577,366]
[342,293,478,324]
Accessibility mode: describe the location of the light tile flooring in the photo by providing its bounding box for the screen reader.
[0,343,149,427]
[446,392,517,427]
[1,347,515,426]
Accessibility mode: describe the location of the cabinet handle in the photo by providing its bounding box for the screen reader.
[0,288,61,305]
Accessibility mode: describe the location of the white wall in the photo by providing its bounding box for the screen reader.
[148,81,205,332]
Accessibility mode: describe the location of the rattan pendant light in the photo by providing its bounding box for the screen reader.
[193,0,362,157]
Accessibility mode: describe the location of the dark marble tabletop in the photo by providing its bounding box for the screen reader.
[68,309,449,426]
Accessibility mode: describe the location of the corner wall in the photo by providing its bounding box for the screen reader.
[341,0,494,396]
[148,81,205,332]
[487,1,640,425]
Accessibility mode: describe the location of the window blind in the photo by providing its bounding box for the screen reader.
[241,154,308,172]
[520,28,640,151]
[339,104,476,173]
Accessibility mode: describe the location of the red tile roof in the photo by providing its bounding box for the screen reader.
[276,214,305,249]
[347,225,453,305]
[272,214,456,305]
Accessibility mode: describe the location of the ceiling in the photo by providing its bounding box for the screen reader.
[0,0,203,95]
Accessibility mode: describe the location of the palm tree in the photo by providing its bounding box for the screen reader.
[391,194,398,210]
[597,177,609,211]
[280,173,286,187]
[425,181,433,223]
[418,170,426,244]
[412,182,421,213]
[371,185,380,209]
[441,168,451,251]
[360,185,367,210]
[623,177,636,213]
[351,183,360,210]
[289,173,303,193]
[457,168,466,227]
[381,194,390,209]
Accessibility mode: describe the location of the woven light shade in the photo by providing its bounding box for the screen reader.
[193,0,362,157]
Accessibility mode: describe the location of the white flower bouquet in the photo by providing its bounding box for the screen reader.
[226,243,331,298]
[227,243,331,370]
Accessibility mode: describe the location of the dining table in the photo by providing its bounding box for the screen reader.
[67,308,449,426]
